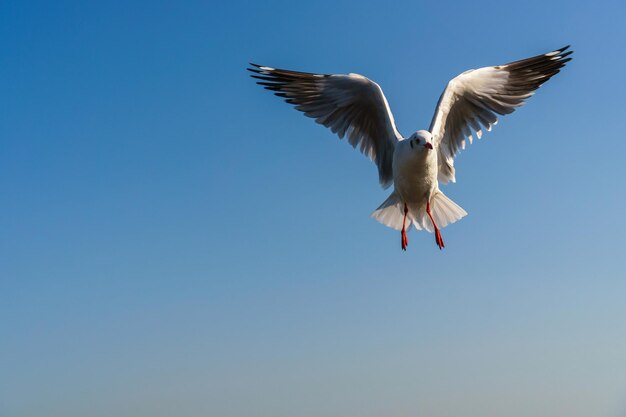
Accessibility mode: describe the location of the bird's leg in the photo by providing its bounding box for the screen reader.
[401,203,409,251]
[426,201,445,250]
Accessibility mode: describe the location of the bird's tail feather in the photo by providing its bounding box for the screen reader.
[422,191,467,232]
[372,190,467,232]
[371,191,405,230]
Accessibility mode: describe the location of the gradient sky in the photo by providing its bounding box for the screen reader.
[2,1,626,417]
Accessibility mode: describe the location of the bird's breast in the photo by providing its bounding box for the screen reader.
[392,149,438,205]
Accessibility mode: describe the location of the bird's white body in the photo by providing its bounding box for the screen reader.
[372,131,467,242]
[393,134,438,213]
[250,46,572,250]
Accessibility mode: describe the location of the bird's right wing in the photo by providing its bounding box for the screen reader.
[429,46,573,183]
[248,64,403,189]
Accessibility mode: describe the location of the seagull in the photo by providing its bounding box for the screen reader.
[248,46,572,251]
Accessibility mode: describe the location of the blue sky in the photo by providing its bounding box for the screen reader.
[2,0,626,416]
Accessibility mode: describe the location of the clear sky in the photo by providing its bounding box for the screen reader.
[2,1,626,416]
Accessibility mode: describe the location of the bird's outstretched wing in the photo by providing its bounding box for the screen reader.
[248,64,403,189]
[429,46,573,184]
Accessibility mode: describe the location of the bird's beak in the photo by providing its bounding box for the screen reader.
[424,142,433,150]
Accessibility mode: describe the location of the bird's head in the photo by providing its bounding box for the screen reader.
[407,130,434,151]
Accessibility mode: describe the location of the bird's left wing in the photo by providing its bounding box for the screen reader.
[249,64,403,189]
[429,46,572,184]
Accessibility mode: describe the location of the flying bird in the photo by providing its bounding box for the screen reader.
[248,46,572,250]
